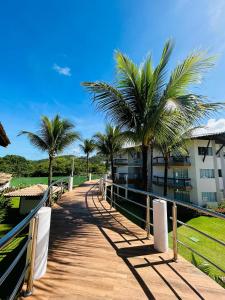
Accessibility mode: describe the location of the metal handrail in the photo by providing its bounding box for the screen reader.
[102,178,225,275]
[0,177,69,298]
[105,179,225,221]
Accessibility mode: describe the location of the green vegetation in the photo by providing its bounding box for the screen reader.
[0,224,13,237]
[168,216,225,276]
[94,124,123,182]
[0,154,106,178]
[83,40,222,190]
[11,174,100,188]
[79,139,96,176]
[19,115,80,186]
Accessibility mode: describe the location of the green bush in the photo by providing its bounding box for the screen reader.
[0,195,12,223]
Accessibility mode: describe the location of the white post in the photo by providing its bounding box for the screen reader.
[153,199,168,252]
[88,173,92,181]
[68,176,73,192]
[34,207,51,279]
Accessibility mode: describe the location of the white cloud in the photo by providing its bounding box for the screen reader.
[207,0,225,32]
[53,63,71,76]
[206,118,225,132]
[193,118,225,135]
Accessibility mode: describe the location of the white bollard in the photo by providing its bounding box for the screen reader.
[68,176,73,191]
[88,173,92,181]
[34,207,51,279]
[103,174,108,181]
[153,199,168,252]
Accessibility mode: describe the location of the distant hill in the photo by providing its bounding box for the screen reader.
[0,154,106,177]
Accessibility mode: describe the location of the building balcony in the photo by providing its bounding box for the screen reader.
[114,158,128,165]
[152,156,191,166]
[128,159,142,166]
[153,176,192,190]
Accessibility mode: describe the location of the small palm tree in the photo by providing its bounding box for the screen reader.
[82,40,222,190]
[94,124,123,181]
[79,139,96,177]
[155,115,191,196]
[19,115,80,186]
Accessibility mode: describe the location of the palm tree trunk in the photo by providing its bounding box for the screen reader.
[48,155,53,186]
[110,155,115,182]
[163,155,168,196]
[48,155,53,206]
[149,145,153,192]
[87,153,89,178]
[142,144,148,191]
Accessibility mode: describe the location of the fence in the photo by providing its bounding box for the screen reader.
[0,177,69,299]
[101,177,225,275]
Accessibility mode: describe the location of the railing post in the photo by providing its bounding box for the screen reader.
[172,202,178,261]
[104,180,107,200]
[146,196,150,239]
[125,174,128,199]
[24,216,39,296]
[110,184,113,209]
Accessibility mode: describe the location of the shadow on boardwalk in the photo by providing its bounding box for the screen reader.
[21,181,225,300]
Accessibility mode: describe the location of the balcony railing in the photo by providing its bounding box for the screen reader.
[153,176,192,190]
[153,156,191,166]
[128,159,142,166]
[114,158,128,165]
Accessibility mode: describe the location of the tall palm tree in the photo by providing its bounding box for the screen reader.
[94,124,123,181]
[82,40,222,190]
[79,139,96,177]
[19,115,80,186]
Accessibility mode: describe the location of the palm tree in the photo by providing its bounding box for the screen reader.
[94,124,123,182]
[155,115,192,196]
[82,40,222,190]
[79,139,96,177]
[19,115,80,186]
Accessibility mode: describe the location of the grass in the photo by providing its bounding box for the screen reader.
[108,191,225,280]
[11,175,101,188]
[10,197,20,208]
[169,216,225,276]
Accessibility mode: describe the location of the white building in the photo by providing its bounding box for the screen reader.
[114,131,225,208]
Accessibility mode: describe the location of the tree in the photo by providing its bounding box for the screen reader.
[155,114,192,196]
[79,139,96,177]
[19,115,80,186]
[82,40,222,190]
[94,124,123,182]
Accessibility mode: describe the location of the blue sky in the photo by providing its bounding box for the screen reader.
[1,0,225,159]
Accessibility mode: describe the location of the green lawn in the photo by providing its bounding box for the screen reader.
[11,175,100,188]
[169,216,225,276]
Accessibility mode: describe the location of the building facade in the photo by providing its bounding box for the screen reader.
[114,131,225,208]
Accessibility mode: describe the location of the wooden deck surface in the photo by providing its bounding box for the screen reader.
[21,181,225,300]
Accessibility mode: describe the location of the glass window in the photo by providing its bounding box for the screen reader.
[218,169,222,177]
[202,192,217,202]
[198,147,213,156]
[200,169,215,178]
[174,191,190,202]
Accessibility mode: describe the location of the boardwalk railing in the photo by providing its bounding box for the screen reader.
[0,177,69,299]
[101,177,225,276]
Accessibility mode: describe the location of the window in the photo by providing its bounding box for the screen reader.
[174,191,190,202]
[198,147,213,156]
[202,192,217,202]
[200,169,215,178]
[218,169,222,177]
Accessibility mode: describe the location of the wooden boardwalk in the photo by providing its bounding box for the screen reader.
[22,181,225,300]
